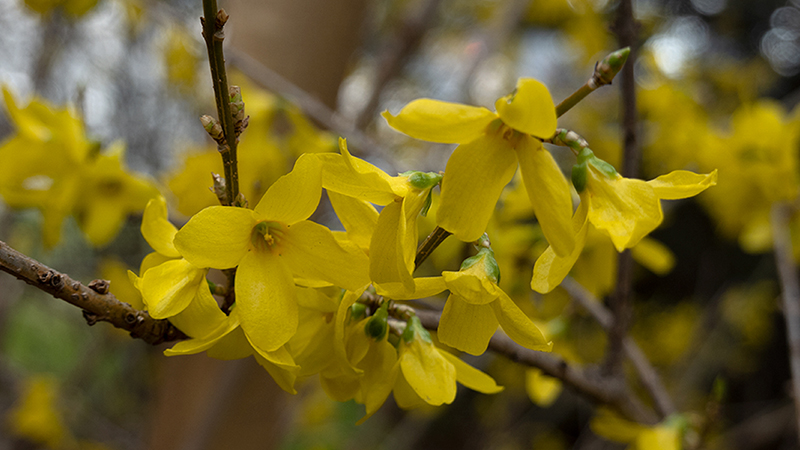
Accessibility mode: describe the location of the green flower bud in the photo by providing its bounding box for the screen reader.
[349,302,367,321]
[365,302,389,340]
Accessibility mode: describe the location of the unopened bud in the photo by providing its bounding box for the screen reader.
[365,302,389,340]
[200,115,224,144]
[592,47,630,87]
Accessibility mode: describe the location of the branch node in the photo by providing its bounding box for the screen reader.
[83,310,98,326]
[71,281,80,290]
[88,279,110,295]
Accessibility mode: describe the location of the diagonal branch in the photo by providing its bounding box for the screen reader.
[561,277,676,418]
[415,309,657,424]
[0,240,186,345]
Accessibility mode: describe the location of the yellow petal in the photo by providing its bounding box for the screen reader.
[173,206,257,269]
[236,250,299,352]
[631,237,675,276]
[281,220,371,290]
[442,263,501,305]
[586,168,662,252]
[516,135,574,256]
[440,351,504,394]
[319,139,408,204]
[399,339,457,406]
[254,153,322,225]
[205,327,254,360]
[356,340,399,423]
[590,408,647,443]
[333,289,367,376]
[370,200,414,292]
[375,276,447,300]
[140,259,206,319]
[437,133,518,241]
[141,196,180,258]
[163,313,240,356]
[495,78,557,138]
[646,169,718,200]
[392,369,427,410]
[382,99,497,144]
[492,292,552,351]
[328,190,378,250]
[524,368,562,407]
[166,276,228,338]
[532,200,589,293]
[320,374,361,402]
[438,295,498,355]
[254,353,298,395]
[635,427,681,450]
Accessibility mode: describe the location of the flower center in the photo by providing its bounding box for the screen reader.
[251,221,285,252]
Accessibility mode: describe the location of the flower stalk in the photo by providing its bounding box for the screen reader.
[555,47,630,118]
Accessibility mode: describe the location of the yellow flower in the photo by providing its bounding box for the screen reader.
[317,138,440,295]
[7,375,73,449]
[163,306,301,394]
[533,165,717,293]
[439,248,552,355]
[174,155,370,353]
[383,78,575,256]
[697,101,800,252]
[74,143,160,246]
[0,88,159,247]
[394,316,503,408]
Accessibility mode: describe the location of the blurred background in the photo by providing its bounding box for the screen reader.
[0,0,799,448]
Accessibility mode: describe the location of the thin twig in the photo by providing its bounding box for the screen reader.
[227,49,393,161]
[555,47,630,118]
[560,278,676,418]
[771,202,800,442]
[415,309,657,424]
[0,240,186,345]
[414,226,452,270]
[201,1,239,206]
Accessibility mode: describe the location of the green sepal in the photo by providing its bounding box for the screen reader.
[460,247,501,284]
[482,249,501,284]
[206,279,217,293]
[588,156,618,178]
[420,189,434,217]
[576,147,594,164]
[401,315,431,344]
[402,171,443,190]
[365,302,390,340]
[572,161,588,192]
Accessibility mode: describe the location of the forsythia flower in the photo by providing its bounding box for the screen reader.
[0,88,159,247]
[533,147,717,293]
[173,155,370,353]
[317,138,441,295]
[394,316,503,409]
[438,247,552,355]
[384,78,575,256]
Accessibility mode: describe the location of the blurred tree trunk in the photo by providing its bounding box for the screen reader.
[146,1,366,448]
